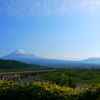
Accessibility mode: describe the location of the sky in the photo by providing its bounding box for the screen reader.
[1,0,100,60]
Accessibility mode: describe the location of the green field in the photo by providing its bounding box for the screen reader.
[0,59,100,100]
[1,68,100,87]
[39,68,100,86]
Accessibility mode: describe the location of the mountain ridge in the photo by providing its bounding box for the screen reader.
[1,49,100,66]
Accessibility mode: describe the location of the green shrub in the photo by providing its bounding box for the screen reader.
[0,80,80,100]
[0,80,100,100]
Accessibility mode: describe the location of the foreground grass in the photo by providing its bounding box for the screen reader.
[0,80,100,100]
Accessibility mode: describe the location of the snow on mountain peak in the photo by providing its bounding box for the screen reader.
[14,49,30,55]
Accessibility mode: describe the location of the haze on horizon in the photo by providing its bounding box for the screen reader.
[0,0,100,60]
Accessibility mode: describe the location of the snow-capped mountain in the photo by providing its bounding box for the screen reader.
[2,49,100,68]
[1,49,41,62]
[1,49,76,66]
[13,49,30,55]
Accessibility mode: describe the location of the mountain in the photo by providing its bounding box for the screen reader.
[1,49,100,68]
[1,49,41,62]
[1,49,79,67]
[83,58,100,64]
[2,49,40,60]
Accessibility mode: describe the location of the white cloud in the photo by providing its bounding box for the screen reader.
[0,0,100,17]
[81,0,100,13]
[58,0,100,15]
[0,0,61,17]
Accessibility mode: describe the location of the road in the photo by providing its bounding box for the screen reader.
[0,70,56,76]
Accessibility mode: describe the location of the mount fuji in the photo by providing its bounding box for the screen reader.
[1,49,42,63]
[1,49,100,68]
[1,49,78,66]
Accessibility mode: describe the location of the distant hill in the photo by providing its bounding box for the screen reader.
[0,59,42,69]
[1,58,100,69]
[83,58,100,64]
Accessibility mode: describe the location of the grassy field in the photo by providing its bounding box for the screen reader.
[37,68,100,86]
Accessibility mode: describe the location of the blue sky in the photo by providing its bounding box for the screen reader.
[1,0,100,60]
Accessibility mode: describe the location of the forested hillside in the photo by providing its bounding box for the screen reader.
[0,59,42,70]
